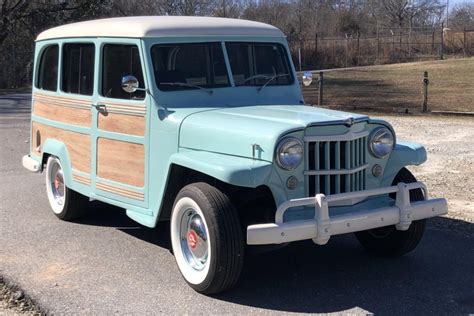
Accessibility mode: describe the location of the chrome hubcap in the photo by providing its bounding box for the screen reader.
[50,163,65,206]
[180,209,209,271]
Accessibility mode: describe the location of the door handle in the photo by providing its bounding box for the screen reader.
[92,103,107,113]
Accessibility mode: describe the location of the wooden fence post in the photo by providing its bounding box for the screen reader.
[315,32,318,55]
[357,31,360,65]
[440,22,444,60]
[422,71,429,112]
[376,24,380,61]
[318,72,324,106]
[464,28,467,56]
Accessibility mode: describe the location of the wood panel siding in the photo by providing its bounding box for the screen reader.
[96,181,144,201]
[72,173,91,186]
[32,122,91,174]
[33,102,91,127]
[100,101,146,116]
[98,112,145,136]
[33,93,91,127]
[97,138,145,187]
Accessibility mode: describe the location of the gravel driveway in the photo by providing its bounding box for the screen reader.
[0,93,473,314]
[386,114,474,224]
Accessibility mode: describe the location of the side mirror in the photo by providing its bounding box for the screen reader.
[302,71,313,86]
[121,75,139,93]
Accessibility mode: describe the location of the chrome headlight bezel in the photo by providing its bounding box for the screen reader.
[275,137,304,170]
[369,127,395,158]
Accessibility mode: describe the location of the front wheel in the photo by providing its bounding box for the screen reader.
[170,182,244,294]
[355,168,426,257]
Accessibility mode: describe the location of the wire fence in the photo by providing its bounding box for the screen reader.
[300,56,474,114]
[288,26,474,71]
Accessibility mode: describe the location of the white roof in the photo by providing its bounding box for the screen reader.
[36,16,284,41]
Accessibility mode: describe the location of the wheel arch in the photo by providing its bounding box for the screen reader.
[40,139,74,187]
[381,141,427,187]
[158,163,276,228]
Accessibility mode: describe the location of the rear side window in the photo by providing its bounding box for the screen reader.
[102,44,145,100]
[62,43,95,96]
[36,45,59,91]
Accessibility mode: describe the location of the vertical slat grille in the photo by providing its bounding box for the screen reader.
[306,133,368,196]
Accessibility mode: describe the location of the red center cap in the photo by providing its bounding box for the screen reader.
[187,230,198,250]
[54,177,60,190]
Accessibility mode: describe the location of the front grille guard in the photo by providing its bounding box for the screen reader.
[275,182,428,245]
[246,181,448,246]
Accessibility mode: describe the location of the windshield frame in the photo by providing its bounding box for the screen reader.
[150,40,295,93]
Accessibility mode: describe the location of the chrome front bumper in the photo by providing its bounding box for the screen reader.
[247,182,448,245]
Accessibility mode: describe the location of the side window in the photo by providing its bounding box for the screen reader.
[36,45,59,91]
[102,44,145,100]
[62,43,95,96]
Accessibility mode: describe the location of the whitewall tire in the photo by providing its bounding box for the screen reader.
[170,182,244,294]
[45,156,88,221]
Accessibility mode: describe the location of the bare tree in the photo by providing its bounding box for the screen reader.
[450,3,474,31]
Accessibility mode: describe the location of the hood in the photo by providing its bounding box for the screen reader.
[179,105,368,161]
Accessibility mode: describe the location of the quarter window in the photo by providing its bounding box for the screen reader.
[102,44,145,100]
[62,43,95,96]
[36,45,59,91]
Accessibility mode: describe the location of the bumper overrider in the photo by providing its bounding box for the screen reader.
[247,182,447,245]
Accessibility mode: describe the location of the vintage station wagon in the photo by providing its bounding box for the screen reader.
[22,16,447,294]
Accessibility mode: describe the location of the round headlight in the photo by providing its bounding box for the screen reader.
[369,127,394,158]
[276,137,304,170]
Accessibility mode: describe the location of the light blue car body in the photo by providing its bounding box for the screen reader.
[28,34,426,229]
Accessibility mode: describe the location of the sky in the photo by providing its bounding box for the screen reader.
[448,0,474,10]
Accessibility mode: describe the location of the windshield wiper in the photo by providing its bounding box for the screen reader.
[160,82,213,95]
[234,75,271,87]
[257,73,291,92]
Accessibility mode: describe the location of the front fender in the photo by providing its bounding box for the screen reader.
[382,141,427,186]
[169,150,273,188]
[41,139,73,187]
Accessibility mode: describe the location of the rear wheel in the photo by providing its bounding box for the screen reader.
[355,168,426,257]
[170,182,244,294]
[45,156,88,221]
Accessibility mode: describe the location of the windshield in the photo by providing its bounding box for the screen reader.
[151,42,230,91]
[151,42,293,92]
[225,42,292,86]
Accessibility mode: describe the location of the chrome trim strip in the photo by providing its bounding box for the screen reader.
[304,164,368,176]
[306,117,368,127]
[304,130,369,142]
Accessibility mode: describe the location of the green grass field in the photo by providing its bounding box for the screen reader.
[303,58,474,113]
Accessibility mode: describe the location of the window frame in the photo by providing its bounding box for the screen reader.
[100,42,147,101]
[35,44,60,92]
[60,42,96,96]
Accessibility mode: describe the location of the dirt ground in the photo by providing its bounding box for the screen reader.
[303,58,474,113]
[381,114,474,223]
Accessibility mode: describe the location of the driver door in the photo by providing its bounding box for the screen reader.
[92,39,149,208]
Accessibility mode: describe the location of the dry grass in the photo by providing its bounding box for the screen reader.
[303,57,474,113]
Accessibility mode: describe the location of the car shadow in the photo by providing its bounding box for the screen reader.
[76,202,474,314]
